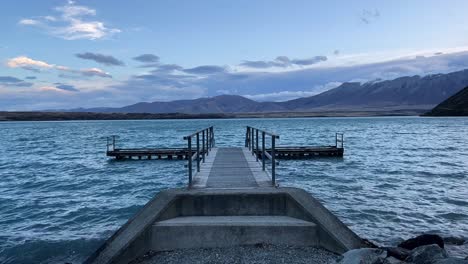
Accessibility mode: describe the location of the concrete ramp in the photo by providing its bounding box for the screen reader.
[85,188,366,264]
[152,215,318,251]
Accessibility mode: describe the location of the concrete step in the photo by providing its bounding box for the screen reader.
[151,215,318,251]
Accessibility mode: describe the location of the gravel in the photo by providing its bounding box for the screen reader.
[132,244,339,264]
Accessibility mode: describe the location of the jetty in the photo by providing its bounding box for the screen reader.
[87,126,363,264]
[106,126,343,160]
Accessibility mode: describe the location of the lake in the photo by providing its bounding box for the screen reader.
[0,117,467,263]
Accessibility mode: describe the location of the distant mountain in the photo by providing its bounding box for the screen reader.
[281,70,468,110]
[74,69,468,114]
[424,86,468,116]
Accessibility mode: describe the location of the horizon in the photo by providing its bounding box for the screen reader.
[1,0,468,110]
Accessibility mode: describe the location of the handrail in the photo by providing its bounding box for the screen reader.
[184,126,214,187]
[335,133,344,149]
[106,135,116,152]
[245,126,279,186]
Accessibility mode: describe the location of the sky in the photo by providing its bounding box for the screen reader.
[1,0,468,110]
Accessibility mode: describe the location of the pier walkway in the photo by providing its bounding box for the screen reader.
[86,126,364,264]
[193,147,272,188]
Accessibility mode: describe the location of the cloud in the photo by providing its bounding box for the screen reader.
[75,52,124,66]
[54,83,79,92]
[133,54,160,63]
[6,56,112,79]
[0,76,33,87]
[80,68,112,78]
[25,76,37,80]
[18,19,40,25]
[18,1,120,40]
[183,65,226,75]
[291,56,327,66]
[7,56,54,69]
[360,9,380,24]
[240,55,327,68]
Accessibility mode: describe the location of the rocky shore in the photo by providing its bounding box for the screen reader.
[339,234,468,264]
[130,234,467,264]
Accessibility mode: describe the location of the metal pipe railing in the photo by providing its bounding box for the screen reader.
[183,126,214,187]
[106,135,116,152]
[245,126,279,186]
[336,133,344,148]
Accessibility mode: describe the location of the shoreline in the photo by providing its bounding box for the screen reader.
[0,109,428,122]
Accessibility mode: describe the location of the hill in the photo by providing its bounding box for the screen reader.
[424,86,468,116]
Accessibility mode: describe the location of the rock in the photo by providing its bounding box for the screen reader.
[383,256,403,264]
[406,244,449,264]
[444,236,466,246]
[383,247,411,260]
[399,234,445,250]
[363,238,379,248]
[433,257,468,264]
[339,248,387,264]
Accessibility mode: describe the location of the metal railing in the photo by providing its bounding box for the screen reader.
[335,133,344,149]
[245,126,279,186]
[183,126,215,187]
[106,135,116,152]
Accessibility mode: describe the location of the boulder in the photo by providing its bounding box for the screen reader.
[443,236,466,246]
[383,247,411,260]
[406,244,449,264]
[339,248,387,264]
[433,257,468,264]
[383,256,403,264]
[398,234,445,250]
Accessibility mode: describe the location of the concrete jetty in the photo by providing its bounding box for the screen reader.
[86,127,364,264]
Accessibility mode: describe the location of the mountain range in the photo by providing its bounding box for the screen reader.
[76,69,468,114]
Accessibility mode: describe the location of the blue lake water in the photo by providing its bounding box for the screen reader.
[0,117,467,263]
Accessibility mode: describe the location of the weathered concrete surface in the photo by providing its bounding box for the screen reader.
[85,188,366,264]
[152,215,318,251]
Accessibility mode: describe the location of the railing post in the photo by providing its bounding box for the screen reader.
[251,128,254,155]
[271,136,276,186]
[246,127,250,149]
[188,137,192,187]
[262,132,265,171]
[211,127,214,148]
[255,129,259,161]
[206,128,209,155]
[196,133,200,172]
[112,136,115,150]
[336,133,338,148]
[202,130,206,162]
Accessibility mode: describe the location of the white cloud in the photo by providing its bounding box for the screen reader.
[6,56,111,78]
[7,56,54,69]
[18,1,120,40]
[18,19,40,25]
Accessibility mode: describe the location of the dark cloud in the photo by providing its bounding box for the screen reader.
[25,76,37,80]
[75,52,125,66]
[21,66,41,73]
[133,54,160,63]
[240,60,272,68]
[291,56,327,65]
[334,50,340,55]
[0,76,23,83]
[0,76,33,87]
[54,83,79,92]
[360,9,380,24]
[240,55,327,68]
[183,65,226,75]
[149,64,183,73]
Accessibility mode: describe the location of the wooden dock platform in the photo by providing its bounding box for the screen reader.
[106,126,343,160]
